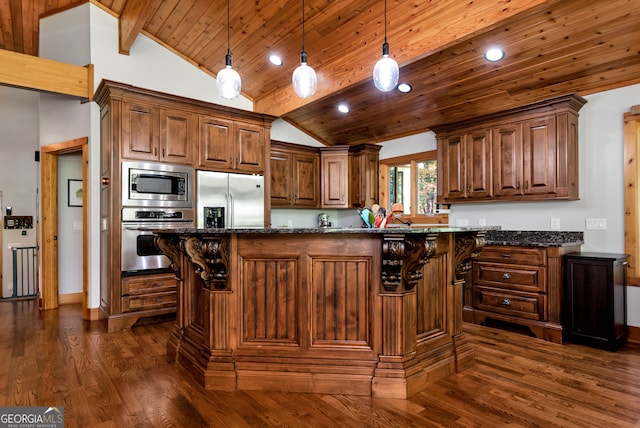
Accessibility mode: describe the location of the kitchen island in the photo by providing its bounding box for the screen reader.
[152,226,494,398]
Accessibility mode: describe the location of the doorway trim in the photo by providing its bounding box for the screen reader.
[40,137,91,319]
[623,107,640,286]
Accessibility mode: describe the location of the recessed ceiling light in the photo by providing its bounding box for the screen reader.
[337,103,350,114]
[269,54,283,66]
[484,47,505,62]
[397,83,412,93]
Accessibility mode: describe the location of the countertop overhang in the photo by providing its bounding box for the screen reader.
[146,225,500,234]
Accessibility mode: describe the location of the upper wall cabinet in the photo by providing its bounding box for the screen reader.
[320,144,381,209]
[198,116,266,173]
[121,102,195,166]
[434,94,586,204]
[270,141,320,208]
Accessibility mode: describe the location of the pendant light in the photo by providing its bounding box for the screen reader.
[216,0,241,100]
[292,0,317,98]
[373,0,399,92]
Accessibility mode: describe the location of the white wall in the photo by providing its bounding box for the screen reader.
[0,87,39,297]
[57,154,83,295]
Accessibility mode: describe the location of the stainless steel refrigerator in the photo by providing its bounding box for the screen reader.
[196,170,265,228]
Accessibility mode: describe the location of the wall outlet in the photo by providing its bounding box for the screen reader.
[586,218,607,230]
[550,218,560,230]
[478,218,486,226]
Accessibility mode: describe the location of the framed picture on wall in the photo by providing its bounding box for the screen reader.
[67,179,83,207]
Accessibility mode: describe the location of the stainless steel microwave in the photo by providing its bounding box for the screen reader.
[121,161,194,207]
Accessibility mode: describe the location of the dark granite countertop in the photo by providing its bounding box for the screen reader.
[484,230,584,247]
[146,225,500,234]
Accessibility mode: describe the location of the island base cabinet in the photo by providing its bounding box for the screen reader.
[564,253,628,350]
[159,230,486,398]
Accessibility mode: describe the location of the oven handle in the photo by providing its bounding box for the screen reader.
[122,223,192,231]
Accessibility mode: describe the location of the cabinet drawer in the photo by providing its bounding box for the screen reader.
[122,274,177,296]
[474,287,545,320]
[122,291,177,312]
[477,245,546,266]
[473,262,546,293]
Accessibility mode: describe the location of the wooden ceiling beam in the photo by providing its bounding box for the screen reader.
[118,0,162,55]
[0,49,93,99]
[253,0,554,118]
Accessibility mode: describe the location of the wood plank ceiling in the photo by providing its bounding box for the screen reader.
[1,0,639,146]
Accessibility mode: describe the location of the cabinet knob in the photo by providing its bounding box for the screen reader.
[500,254,512,259]
[502,273,512,279]
[501,298,511,306]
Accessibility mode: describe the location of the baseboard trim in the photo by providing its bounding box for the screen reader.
[58,292,82,305]
[628,325,640,344]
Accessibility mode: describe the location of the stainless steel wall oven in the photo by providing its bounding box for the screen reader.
[121,207,193,276]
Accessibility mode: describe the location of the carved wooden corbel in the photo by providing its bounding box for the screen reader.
[181,236,230,290]
[154,234,183,278]
[382,233,438,292]
[453,231,486,282]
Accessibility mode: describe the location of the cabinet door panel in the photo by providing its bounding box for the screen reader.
[236,122,264,173]
[161,110,195,165]
[467,129,492,198]
[270,150,293,206]
[523,117,556,195]
[493,123,522,196]
[440,134,466,200]
[122,102,159,161]
[322,155,348,207]
[198,116,233,169]
[294,153,319,207]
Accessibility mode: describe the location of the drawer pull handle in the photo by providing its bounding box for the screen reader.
[501,298,511,306]
[502,273,512,279]
[155,297,164,302]
[501,254,512,258]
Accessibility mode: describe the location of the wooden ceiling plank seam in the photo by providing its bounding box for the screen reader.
[163,0,213,54]
[118,0,161,55]
[0,0,12,50]
[9,0,23,53]
[144,0,180,34]
[173,1,219,58]
[153,0,193,42]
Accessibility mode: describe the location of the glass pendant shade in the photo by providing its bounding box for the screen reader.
[292,51,317,98]
[217,0,241,100]
[217,53,241,100]
[373,42,399,92]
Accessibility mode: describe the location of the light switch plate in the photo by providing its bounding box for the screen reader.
[586,218,607,230]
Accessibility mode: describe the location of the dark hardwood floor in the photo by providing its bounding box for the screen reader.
[1,299,639,427]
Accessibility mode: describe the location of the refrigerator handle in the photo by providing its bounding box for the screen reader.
[226,192,233,228]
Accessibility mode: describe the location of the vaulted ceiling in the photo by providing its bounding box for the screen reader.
[1,0,639,146]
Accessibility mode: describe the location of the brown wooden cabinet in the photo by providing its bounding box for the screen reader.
[95,79,275,332]
[349,144,381,208]
[198,115,265,173]
[434,94,586,203]
[438,129,492,201]
[121,272,177,313]
[564,253,628,350]
[121,101,195,165]
[270,141,319,208]
[466,243,581,343]
[320,144,380,208]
